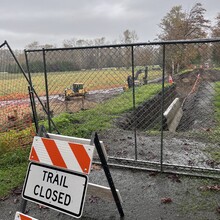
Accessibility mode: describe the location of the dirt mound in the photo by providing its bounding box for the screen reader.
[116,84,177,130]
[176,69,220,131]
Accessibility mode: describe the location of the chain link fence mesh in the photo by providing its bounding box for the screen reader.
[163,42,220,169]
[0,43,34,152]
[20,39,220,172]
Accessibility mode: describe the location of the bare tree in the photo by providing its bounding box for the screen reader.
[120,29,139,44]
[25,41,40,49]
[25,41,55,50]
[63,37,107,47]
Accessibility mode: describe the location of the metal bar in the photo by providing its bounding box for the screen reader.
[25,38,220,52]
[28,86,38,132]
[24,50,33,87]
[131,46,138,160]
[94,133,124,218]
[107,156,220,173]
[30,89,39,132]
[0,41,7,49]
[25,51,39,132]
[42,49,51,132]
[5,41,31,84]
[20,199,27,213]
[93,161,220,180]
[5,41,59,133]
[20,125,48,213]
[160,44,166,172]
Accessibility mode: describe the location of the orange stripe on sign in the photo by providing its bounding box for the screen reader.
[29,147,39,162]
[69,143,91,174]
[42,138,67,169]
[20,213,32,220]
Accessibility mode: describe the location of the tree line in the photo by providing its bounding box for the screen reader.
[2,2,220,74]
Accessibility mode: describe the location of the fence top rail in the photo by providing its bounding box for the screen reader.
[24,38,220,53]
[0,40,7,49]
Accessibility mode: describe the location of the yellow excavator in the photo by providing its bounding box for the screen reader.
[64,83,87,100]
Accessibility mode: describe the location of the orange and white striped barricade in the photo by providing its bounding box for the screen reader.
[29,135,94,174]
[21,127,124,218]
[14,211,38,220]
[22,135,94,218]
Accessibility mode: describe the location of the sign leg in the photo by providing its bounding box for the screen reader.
[94,133,124,218]
[20,198,27,213]
[20,125,48,214]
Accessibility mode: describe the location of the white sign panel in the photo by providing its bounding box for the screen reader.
[22,162,88,218]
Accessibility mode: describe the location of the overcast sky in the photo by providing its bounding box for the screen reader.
[1,0,220,49]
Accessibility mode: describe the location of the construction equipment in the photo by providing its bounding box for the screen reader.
[127,66,148,88]
[64,83,86,100]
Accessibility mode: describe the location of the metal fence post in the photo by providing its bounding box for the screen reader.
[25,51,39,133]
[28,86,39,132]
[24,50,33,88]
[42,49,51,132]
[131,46,138,160]
[160,44,166,172]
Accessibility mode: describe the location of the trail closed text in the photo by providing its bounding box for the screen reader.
[22,162,88,218]
[33,170,71,206]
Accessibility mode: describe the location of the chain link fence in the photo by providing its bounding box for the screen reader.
[2,39,220,176]
[0,42,34,153]
[163,42,220,172]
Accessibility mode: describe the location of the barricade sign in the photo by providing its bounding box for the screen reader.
[29,136,94,174]
[22,162,88,218]
[19,127,124,218]
[14,211,38,220]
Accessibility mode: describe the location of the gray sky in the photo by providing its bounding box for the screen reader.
[1,0,220,49]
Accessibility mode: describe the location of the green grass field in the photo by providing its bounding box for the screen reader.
[0,68,162,98]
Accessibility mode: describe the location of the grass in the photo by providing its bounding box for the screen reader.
[206,81,220,143]
[214,82,220,122]
[0,126,34,198]
[178,177,220,217]
[0,128,33,155]
[201,81,220,161]
[0,147,29,197]
[0,68,162,98]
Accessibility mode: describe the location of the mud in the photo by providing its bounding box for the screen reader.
[100,128,220,169]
